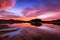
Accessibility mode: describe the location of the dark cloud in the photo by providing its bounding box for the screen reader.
[40,0,60,11]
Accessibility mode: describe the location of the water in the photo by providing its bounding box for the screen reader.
[0,23,60,40]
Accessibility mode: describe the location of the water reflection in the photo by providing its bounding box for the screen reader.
[0,19,60,40]
[0,23,60,40]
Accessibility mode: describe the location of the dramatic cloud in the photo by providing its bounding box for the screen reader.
[0,0,60,21]
[0,0,15,10]
[36,12,57,18]
[22,8,41,17]
[0,11,20,19]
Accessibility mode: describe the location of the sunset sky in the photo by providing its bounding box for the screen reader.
[0,0,60,21]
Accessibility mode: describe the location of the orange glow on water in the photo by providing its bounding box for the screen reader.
[11,23,35,27]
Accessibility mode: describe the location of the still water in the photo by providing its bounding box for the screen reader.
[0,23,60,40]
[10,23,60,28]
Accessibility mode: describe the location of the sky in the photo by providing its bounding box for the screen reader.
[0,0,60,20]
[6,0,42,16]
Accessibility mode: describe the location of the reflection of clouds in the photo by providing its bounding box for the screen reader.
[0,27,21,37]
[0,27,19,31]
[42,24,60,31]
[3,29,23,37]
[37,26,60,34]
[37,26,55,31]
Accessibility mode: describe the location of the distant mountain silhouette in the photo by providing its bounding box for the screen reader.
[0,19,23,24]
[0,19,42,26]
[42,19,60,26]
[0,19,60,26]
[51,19,60,26]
